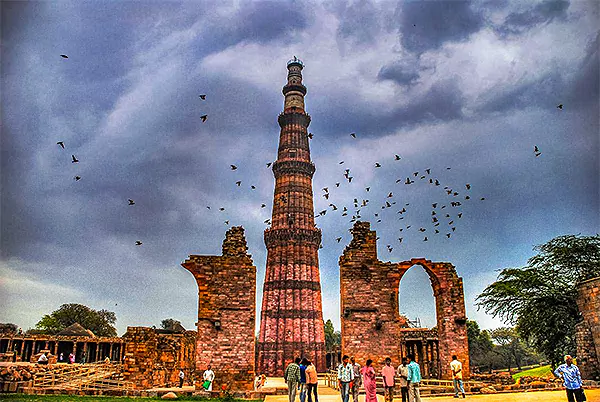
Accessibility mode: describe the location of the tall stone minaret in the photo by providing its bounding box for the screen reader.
[257,58,326,375]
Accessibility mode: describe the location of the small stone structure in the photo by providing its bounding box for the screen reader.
[576,276,600,379]
[339,221,469,379]
[122,327,196,389]
[182,226,256,391]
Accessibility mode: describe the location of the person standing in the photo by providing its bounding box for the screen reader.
[37,352,48,365]
[360,359,377,402]
[178,369,185,388]
[406,354,421,402]
[382,357,396,402]
[299,358,308,402]
[284,357,302,402]
[337,355,355,402]
[397,357,409,402]
[203,365,215,391]
[68,352,75,364]
[554,355,585,402]
[450,355,465,398]
[350,357,362,402]
[305,360,319,402]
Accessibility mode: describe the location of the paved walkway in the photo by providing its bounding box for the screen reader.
[264,378,600,402]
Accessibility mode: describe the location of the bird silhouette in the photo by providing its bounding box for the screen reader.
[423,237,428,241]
[375,162,381,168]
[225,220,230,225]
[74,176,81,181]
[60,54,68,59]
[230,164,238,170]
[128,199,135,205]
[308,133,314,139]
[336,237,342,243]
[466,184,471,190]
[71,155,79,163]
[207,206,211,209]
[219,207,225,211]
[200,115,208,122]
[557,104,563,110]
[57,141,65,149]
[261,204,266,208]
[350,132,356,138]
[251,185,256,190]
[199,94,206,100]
[236,181,241,186]
[534,145,541,157]
[395,154,401,160]
[425,168,431,174]
[135,241,142,246]
[366,187,370,192]
[266,162,272,168]
[336,182,340,187]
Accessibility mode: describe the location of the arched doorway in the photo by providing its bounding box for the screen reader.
[339,221,469,379]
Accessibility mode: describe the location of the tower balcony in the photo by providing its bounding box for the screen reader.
[278,111,311,128]
[272,159,315,178]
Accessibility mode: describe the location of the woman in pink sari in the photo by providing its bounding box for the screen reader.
[361,359,377,402]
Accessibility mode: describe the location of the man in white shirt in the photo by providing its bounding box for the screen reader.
[450,355,465,398]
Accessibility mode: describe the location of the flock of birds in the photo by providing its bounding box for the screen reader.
[56,53,561,251]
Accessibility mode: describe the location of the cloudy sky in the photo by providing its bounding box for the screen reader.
[1,0,598,335]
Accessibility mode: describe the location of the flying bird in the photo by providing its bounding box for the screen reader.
[557,104,563,110]
[336,237,342,243]
[57,141,65,149]
[423,237,428,242]
[395,154,401,160]
[266,162,272,168]
[466,184,471,190]
[199,94,206,100]
[308,132,314,139]
[534,145,542,157]
[350,132,356,138]
[200,114,208,122]
[230,164,237,170]
[219,207,225,211]
[375,162,381,168]
[74,176,81,181]
[336,182,340,187]
[251,185,256,190]
[261,204,266,208]
[71,155,79,163]
[60,54,68,59]
[128,199,135,205]
[236,181,241,186]
[225,220,229,225]
[135,241,142,246]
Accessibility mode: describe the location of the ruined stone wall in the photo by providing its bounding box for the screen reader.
[182,226,256,391]
[339,221,469,379]
[122,327,196,389]
[576,277,600,380]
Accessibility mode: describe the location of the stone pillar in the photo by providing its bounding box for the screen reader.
[576,277,600,380]
[182,226,256,391]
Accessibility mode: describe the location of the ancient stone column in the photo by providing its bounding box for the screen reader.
[257,58,326,375]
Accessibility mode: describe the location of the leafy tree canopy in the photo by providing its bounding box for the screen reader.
[35,303,117,337]
[324,319,341,351]
[0,323,19,334]
[161,318,184,332]
[477,234,600,367]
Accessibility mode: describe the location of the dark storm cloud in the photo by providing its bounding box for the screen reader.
[377,58,421,86]
[397,0,483,53]
[334,0,382,47]
[568,32,599,107]
[495,0,570,37]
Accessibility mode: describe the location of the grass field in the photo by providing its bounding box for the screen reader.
[512,365,553,380]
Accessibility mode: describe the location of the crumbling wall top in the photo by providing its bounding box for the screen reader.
[222,226,250,258]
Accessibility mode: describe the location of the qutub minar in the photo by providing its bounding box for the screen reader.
[257,58,327,375]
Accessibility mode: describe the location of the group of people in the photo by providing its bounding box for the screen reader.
[337,354,433,402]
[177,365,215,390]
[284,358,320,402]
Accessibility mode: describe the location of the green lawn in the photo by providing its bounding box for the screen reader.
[0,396,253,402]
[512,364,553,380]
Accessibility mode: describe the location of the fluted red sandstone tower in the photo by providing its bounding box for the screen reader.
[257,58,326,375]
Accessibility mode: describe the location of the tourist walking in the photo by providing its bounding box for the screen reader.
[300,358,308,402]
[284,357,302,402]
[450,355,465,398]
[179,369,185,388]
[203,364,215,391]
[554,355,586,402]
[305,360,319,402]
[337,355,355,402]
[68,352,75,364]
[406,354,421,402]
[360,359,377,402]
[397,357,409,402]
[382,357,396,402]
[350,357,362,402]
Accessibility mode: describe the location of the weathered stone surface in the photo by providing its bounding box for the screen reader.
[161,391,178,399]
[257,59,326,376]
[182,226,256,391]
[576,277,600,380]
[340,221,469,379]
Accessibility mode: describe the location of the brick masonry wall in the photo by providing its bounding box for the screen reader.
[182,226,256,391]
[122,327,196,389]
[576,277,600,380]
[339,221,469,379]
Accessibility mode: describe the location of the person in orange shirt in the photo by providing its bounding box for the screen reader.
[305,360,319,402]
[382,357,396,402]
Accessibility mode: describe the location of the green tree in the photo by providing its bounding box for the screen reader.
[477,234,600,367]
[161,318,181,330]
[467,320,494,371]
[35,303,117,337]
[489,327,538,371]
[324,319,341,351]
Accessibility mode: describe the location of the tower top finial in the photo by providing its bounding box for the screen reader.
[287,56,304,67]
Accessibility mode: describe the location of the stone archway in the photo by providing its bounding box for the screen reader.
[339,222,469,379]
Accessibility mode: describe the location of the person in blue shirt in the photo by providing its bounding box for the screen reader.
[405,354,421,402]
[554,355,585,402]
[299,358,308,402]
